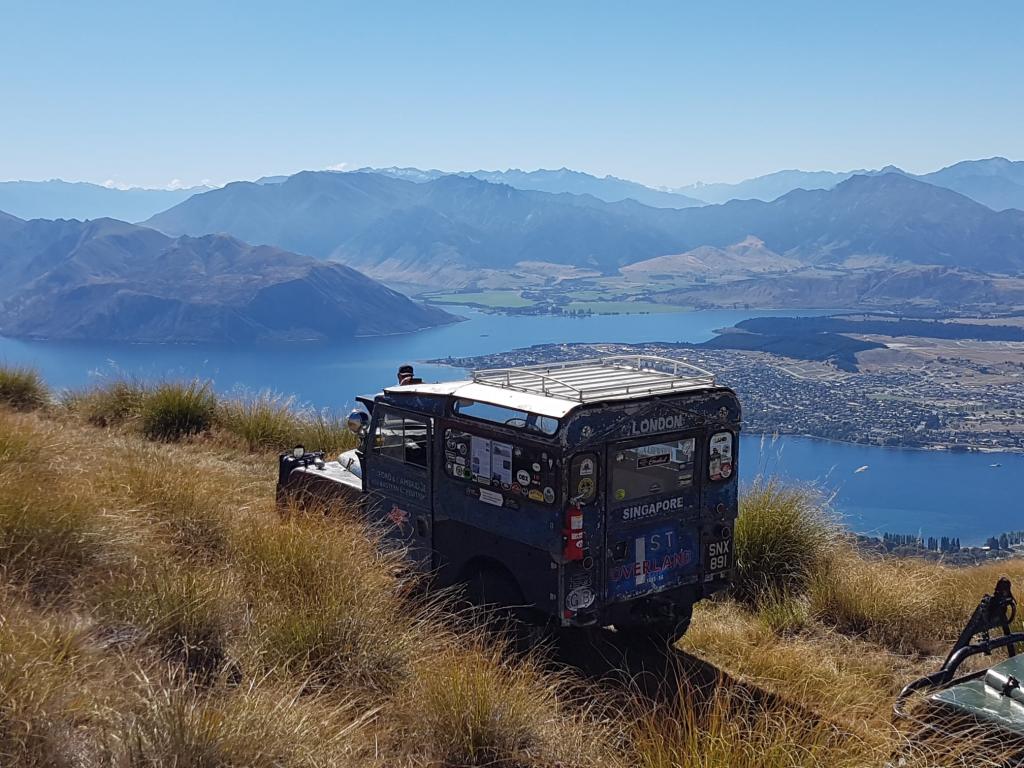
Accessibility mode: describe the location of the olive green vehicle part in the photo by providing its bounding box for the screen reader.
[896,577,1024,743]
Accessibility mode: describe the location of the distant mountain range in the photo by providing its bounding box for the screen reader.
[7,157,1024,225]
[356,158,1024,212]
[672,169,863,204]
[0,180,214,223]
[358,166,705,208]
[144,170,1024,286]
[0,211,453,342]
[673,158,1024,210]
[145,172,689,280]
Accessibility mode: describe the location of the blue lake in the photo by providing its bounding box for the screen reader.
[1,306,1021,544]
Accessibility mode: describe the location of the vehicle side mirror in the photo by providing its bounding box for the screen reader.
[347,409,369,435]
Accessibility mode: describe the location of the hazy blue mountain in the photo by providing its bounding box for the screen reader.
[671,169,870,203]
[660,173,1024,272]
[144,169,1024,280]
[917,158,1024,211]
[670,158,1024,210]
[360,166,705,207]
[146,171,682,275]
[0,180,212,223]
[459,168,704,208]
[0,211,453,342]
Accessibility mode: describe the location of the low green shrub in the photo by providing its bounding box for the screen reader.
[0,365,49,411]
[141,381,217,441]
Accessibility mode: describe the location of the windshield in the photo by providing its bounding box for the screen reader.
[610,437,695,502]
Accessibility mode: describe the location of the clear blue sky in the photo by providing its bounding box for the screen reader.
[2,0,1022,188]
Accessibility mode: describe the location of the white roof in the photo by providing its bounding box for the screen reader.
[384,355,716,420]
[385,379,580,418]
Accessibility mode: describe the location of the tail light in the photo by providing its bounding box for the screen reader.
[563,505,585,561]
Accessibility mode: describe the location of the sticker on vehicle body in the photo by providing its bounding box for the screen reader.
[709,432,734,482]
[637,453,670,469]
[566,586,595,611]
[387,505,409,529]
[607,528,697,599]
[479,488,503,507]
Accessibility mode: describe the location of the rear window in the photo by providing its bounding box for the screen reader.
[611,437,695,502]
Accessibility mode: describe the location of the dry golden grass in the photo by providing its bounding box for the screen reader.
[0,591,96,767]
[103,673,375,768]
[4,366,1024,768]
[631,683,873,768]
[0,394,614,767]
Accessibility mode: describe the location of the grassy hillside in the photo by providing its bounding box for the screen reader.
[1,368,1022,767]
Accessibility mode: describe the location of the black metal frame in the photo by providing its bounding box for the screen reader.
[895,577,1023,718]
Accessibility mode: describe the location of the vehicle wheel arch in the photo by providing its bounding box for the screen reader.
[458,557,526,605]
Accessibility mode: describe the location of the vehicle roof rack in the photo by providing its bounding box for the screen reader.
[471,355,715,403]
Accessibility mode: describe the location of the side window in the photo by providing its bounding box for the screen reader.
[443,427,559,505]
[708,431,734,481]
[373,409,429,468]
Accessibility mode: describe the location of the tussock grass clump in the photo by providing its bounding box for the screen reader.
[64,378,148,427]
[110,676,371,768]
[96,564,239,677]
[681,600,920,737]
[292,409,357,455]
[0,593,95,767]
[810,550,965,654]
[217,393,356,455]
[754,586,811,635]
[631,685,869,768]
[235,513,426,693]
[0,365,49,411]
[142,380,216,441]
[217,393,299,451]
[117,457,233,559]
[400,642,608,768]
[733,480,838,602]
[0,479,114,594]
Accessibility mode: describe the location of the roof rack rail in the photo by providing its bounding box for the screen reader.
[471,355,715,403]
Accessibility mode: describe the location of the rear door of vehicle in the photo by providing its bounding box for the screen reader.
[603,432,702,602]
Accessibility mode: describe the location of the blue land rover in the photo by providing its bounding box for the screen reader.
[277,355,740,640]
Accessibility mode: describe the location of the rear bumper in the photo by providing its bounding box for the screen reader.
[572,574,730,631]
